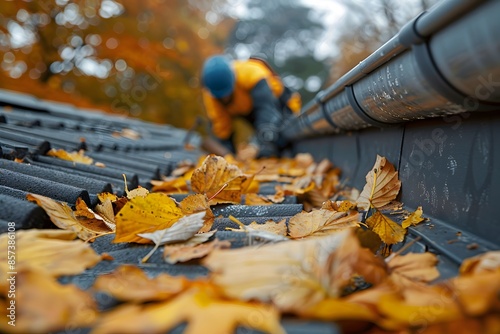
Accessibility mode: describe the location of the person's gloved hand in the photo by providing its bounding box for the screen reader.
[236,142,259,161]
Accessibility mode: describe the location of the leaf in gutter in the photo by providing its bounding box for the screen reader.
[138,211,206,262]
[288,209,360,239]
[75,197,115,231]
[459,251,500,275]
[26,193,110,241]
[164,238,231,264]
[113,192,183,244]
[387,252,440,288]
[401,206,425,229]
[365,210,406,245]
[47,148,93,164]
[356,155,401,210]
[179,193,215,233]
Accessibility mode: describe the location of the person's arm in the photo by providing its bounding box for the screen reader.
[248,79,283,157]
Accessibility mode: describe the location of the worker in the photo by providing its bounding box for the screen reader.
[201,55,301,160]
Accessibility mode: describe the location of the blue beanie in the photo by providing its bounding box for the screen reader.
[202,56,235,99]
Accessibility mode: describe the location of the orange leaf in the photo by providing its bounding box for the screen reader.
[401,206,425,229]
[164,238,231,264]
[387,252,440,288]
[459,251,500,275]
[113,193,183,243]
[47,148,93,164]
[179,193,215,233]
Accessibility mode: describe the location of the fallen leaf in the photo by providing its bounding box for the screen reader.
[204,229,386,312]
[75,197,116,232]
[179,193,215,232]
[357,155,401,210]
[47,148,93,164]
[366,210,406,245]
[91,282,285,334]
[226,216,289,243]
[0,268,98,334]
[113,192,183,244]
[150,176,189,193]
[164,238,231,264]
[191,154,248,205]
[94,198,117,230]
[138,211,206,262]
[401,206,425,229]
[0,229,101,279]
[27,193,110,241]
[93,264,188,303]
[387,252,440,288]
[288,209,360,239]
[459,251,500,275]
[247,219,288,236]
[244,193,273,205]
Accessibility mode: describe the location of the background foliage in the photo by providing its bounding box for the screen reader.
[0,0,438,130]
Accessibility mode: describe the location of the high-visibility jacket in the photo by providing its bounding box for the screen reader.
[202,58,301,140]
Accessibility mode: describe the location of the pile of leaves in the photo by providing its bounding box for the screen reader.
[1,153,500,334]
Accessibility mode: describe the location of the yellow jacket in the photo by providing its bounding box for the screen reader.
[202,58,301,140]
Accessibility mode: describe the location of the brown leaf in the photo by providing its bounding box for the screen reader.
[91,282,285,334]
[27,193,110,241]
[244,193,273,205]
[0,269,98,334]
[365,210,406,245]
[93,265,188,303]
[288,209,360,239]
[191,154,247,205]
[113,192,183,244]
[459,251,500,275]
[164,238,231,264]
[179,193,215,233]
[75,197,115,232]
[387,252,440,288]
[0,229,101,279]
[204,229,387,312]
[357,155,401,210]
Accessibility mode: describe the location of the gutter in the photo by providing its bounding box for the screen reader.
[283,0,500,139]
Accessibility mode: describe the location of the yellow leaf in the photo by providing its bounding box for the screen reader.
[93,264,188,303]
[244,193,273,205]
[0,229,101,280]
[357,155,401,210]
[191,154,247,205]
[366,210,406,245]
[401,206,425,229]
[0,269,98,334]
[27,193,111,241]
[114,193,183,243]
[91,282,285,334]
[288,209,360,239]
[150,176,189,193]
[47,148,93,164]
[299,297,378,323]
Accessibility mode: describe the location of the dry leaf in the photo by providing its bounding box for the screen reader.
[204,229,386,312]
[47,148,93,164]
[138,211,206,262]
[191,154,248,205]
[164,238,231,264]
[459,251,500,275]
[0,268,98,333]
[93,264,188,303]
[113,192,183,244]
[75,197,116,232]
[94,198,117,230]
[401,206,425,229]
[91,282,285,334]
[366,210,406,245]
[247,219,288,236]
[179,193,215,232]
[357,155,401,210]
[244,193,273,205]
[150,176,189,193]
[27,193,110,241]
[226,216,289,243]
[0,229,101,280]
[288,209,360,239]
[387,252,440,288]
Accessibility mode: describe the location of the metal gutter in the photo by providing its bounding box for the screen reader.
[283,0,500,140]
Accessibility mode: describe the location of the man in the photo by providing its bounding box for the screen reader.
[201,55,301,159]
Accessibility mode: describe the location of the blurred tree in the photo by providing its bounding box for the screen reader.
[0,0,234,129]
[327,0,439,84]
[223,0,329,104]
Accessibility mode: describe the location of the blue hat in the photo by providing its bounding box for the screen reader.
[202,56,235,98]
